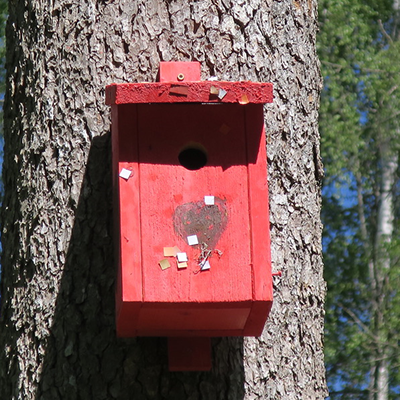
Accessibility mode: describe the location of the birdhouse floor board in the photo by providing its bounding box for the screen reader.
[115,300,271,337]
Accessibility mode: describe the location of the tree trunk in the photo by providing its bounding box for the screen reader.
[374,142,398,400]
[0,1,327,399]
[374,3,400,398]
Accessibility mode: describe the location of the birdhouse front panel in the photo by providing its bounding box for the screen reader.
[138,103,253,303]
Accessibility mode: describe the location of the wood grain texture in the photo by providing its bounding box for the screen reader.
[105,81,273,104]
[114,101,272,337]
[0,0,327,399]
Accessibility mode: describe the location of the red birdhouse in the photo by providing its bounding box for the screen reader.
[106,62,274,371]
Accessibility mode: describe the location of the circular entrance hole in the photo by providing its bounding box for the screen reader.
[178,146,208,170]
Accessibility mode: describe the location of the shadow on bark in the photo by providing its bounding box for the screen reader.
[37,133,245,400]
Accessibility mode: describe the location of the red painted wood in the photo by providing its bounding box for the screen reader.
[105,81,273,105]
[109,63,273,344]
[243,302,273,336]
[168,337,211,371]
[111,105,143,335]
[158,61,201,82]
[244,105,273,302]
[138,104,252,305]
[114,103,273,337]
[137,303,251,335]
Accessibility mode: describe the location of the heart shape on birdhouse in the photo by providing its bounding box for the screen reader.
[173,197,228,249]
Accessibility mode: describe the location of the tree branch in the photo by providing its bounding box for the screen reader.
[379,85,399,108]
[338,302,400,352]
[378,19,393,44]
[355,169,378,306]
[321,60,387,74]
[338,302,380,343]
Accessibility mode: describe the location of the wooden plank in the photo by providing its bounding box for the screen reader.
[116,105,143,305]
[158,61,201,82]
[105,81,273,105]
[245,105,273,303]
[137,104,253,305]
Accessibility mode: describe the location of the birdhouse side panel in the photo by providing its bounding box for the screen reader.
[113,105,143,304]
[244,105,273,302]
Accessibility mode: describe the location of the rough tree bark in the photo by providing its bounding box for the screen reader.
[0,0,327,399]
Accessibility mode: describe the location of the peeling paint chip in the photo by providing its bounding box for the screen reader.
[163,247,176,257]
[170,85,189,96]
[119,168,132,180]
[204,196,215,206]
[239,94,249,105]
[177,252,188,262]
[210,86,219,95]
[177,261,188,269]
[200,259,211,271]
[187,235,199,246]
[218,89,227,100]
[159,259,171,270]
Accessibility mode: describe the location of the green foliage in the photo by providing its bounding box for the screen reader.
[322,189,372,390]
[319,0,400,177]
[319,0,400,398]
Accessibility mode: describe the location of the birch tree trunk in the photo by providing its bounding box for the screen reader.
[374,141,398,400]
[372,3,400,396]
[0,1,327,399]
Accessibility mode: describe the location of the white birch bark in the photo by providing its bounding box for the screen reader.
[375,142,398,400]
